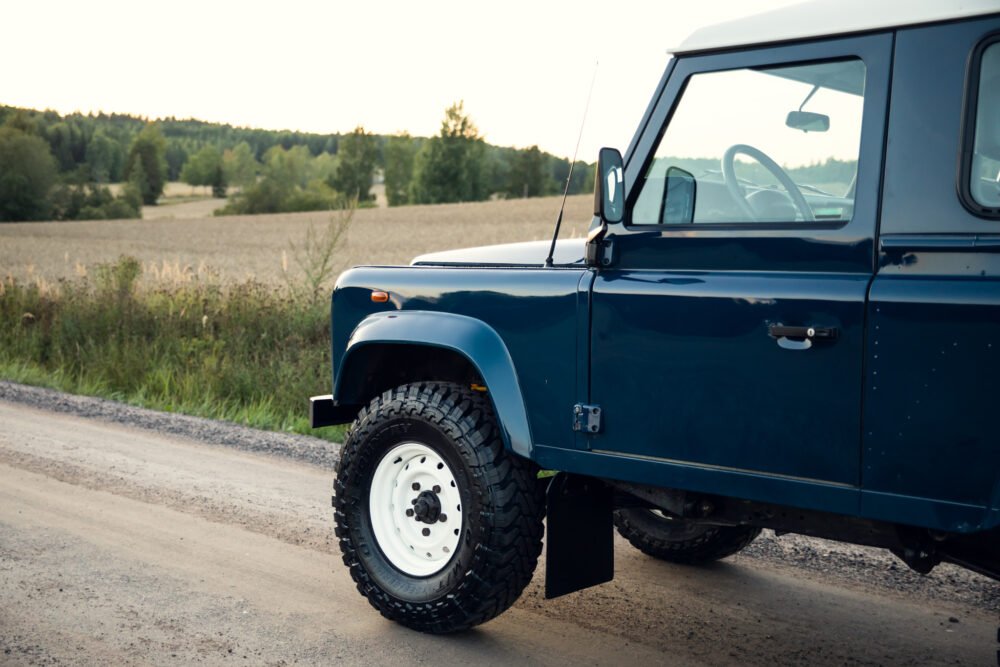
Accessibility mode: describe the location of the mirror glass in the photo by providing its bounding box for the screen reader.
[598,147,624,223]
[662,166,696,224]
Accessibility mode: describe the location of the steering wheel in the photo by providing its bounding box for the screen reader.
[721,144,814,222]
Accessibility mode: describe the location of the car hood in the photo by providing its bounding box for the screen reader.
[411,239,586,267]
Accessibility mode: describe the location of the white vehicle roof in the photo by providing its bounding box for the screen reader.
[673,0,1000,54]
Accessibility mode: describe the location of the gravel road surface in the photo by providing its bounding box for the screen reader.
[0,382,997,665]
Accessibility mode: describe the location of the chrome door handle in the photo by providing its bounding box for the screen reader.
[768,324,838,350]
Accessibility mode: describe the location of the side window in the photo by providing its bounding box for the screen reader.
[632,59,867,226]
[968,41,1000,212]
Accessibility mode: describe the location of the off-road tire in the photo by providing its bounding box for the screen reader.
[333,382,544,633]
[614,508,761,564]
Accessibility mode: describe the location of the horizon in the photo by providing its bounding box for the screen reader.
[1,0,799,162]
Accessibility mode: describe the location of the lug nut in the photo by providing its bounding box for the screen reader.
[438,514,447,523]
[412,482,421,491]
[432,485,441,494]
[421,528,430,536]
[405,509,414,517]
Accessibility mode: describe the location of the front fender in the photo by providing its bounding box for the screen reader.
[335,311,534,458]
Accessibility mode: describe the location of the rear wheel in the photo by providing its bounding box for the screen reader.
[614,508,760,564]
[333,382,544,633]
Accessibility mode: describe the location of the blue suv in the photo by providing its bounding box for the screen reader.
[312,1,1000,634]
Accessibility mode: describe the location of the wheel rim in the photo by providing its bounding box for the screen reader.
[368,442,464,576]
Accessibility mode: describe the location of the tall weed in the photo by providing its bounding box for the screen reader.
[0,257,343,441]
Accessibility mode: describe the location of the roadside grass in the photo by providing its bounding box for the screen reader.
[0,228,352,443]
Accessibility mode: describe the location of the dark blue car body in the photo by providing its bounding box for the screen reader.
[314,11,1000,582]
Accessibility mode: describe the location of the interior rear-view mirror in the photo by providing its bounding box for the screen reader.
[786,110,830,133]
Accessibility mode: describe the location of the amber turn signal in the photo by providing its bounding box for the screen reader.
[371,291,389,303]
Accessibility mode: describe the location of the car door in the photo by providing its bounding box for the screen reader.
[862,17,1000,533]
[587,34,892,514]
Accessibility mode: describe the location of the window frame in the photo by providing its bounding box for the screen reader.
[621,35,890,235]
[958,31,1000,219]
[628,57,868,230]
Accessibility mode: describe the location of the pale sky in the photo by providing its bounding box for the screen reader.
[1,0,801,161]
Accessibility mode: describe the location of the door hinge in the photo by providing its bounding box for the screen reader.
[573,404,602,433]
[585,238,615,268]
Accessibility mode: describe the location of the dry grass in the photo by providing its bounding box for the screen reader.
[0,194,593,286]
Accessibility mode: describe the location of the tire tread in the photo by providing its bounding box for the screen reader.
[334,381,543,633]
[614,508,760,565]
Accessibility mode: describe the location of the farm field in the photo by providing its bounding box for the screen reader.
[0,193,593,286]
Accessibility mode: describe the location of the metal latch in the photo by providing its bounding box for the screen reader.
[572,404,602,433]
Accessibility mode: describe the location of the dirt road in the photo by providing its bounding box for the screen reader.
[0,393,997,665]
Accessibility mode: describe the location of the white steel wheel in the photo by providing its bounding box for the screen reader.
[333,382,545,633]
[368,441,464,576]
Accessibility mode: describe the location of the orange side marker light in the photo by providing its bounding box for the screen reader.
[371,290,389,303]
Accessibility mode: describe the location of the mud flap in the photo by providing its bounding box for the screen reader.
[545,473,614,599]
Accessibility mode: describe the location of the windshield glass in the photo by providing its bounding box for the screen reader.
[632,58,866,225]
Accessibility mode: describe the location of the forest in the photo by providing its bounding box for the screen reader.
[0,103,595,222]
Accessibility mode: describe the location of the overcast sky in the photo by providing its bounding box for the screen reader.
[1,0,800,160]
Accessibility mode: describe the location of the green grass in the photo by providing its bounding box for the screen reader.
[0,256,345,443]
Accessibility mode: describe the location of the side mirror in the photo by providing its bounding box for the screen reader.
[662,166,696,224]
[786,110,830,133]
[594,147,624,224]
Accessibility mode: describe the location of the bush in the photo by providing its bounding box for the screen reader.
[0,126,58,221]
[50,183,141,221]
[216,177,348,216]
[0,256,341,440]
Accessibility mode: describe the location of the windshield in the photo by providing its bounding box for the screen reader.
[633,58,867,225]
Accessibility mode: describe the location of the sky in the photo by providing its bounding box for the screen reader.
[1,0,802,161]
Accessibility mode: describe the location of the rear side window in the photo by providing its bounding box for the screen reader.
[964,39,1000,216]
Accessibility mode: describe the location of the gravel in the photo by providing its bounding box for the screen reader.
[0,380,341,470]
[1,379,996,614]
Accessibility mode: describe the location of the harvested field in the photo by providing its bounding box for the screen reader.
[0,194,593,286]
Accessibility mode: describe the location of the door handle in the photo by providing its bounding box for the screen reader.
[768,324,838,351]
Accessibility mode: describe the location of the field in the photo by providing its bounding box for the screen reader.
[0,193,593,286]
[0,194,594,441]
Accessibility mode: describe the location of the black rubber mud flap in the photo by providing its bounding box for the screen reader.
[545,473,614,599]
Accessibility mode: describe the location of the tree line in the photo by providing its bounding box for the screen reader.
[0,103,594,223]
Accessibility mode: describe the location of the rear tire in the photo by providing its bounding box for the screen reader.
[614,508,760,564]
[333,382,544,633]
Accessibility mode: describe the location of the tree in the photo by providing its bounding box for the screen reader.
[551,158,595,195]
[46,121,84,172]
[0,126,58,221]
[332,125,377,201]
[309,152,339,184]
[165,140,189,181]
[180,145,227,197]
[384,132,416,206]
[410,101,487,204]
[85,130,117,183]
[506,145,549,198]
[124,124,168,204]
[223,141,258,189]
[264,144,312,190]
[128,157,151,206]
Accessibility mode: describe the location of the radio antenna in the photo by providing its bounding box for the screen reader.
[544,61,599,267]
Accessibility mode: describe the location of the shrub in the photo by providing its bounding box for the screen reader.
[50,183,141,221]
[0,256,341,440]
